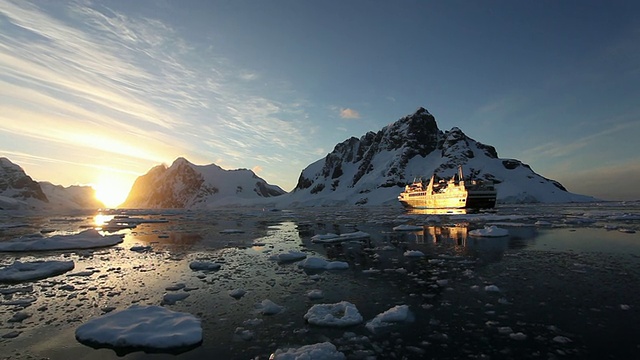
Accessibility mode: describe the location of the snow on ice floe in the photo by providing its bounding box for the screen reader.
[392,224,423,231]
[306,289,324,300]
[188,261,222,271]
[256,299,284,315]
[270,342,345,360]
[304,301,363,327]
[269,250,307,263]
[403,250,425,257]
[75,305,202,350]
[311,231,370,243]
[297,257,349,270]
[0,229,123,252]
[161,292,190,305]
[365,305,413,333]
[0,260,74,283]
[469,226,509,237]
[228,288,247,299]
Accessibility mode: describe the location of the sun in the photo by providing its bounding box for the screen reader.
[93,173,134,208]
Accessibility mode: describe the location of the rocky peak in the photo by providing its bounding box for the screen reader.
[0,157,48,202]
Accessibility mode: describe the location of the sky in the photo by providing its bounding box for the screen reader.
[1,0,639,207]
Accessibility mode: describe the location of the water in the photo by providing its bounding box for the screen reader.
[0,203,639,359]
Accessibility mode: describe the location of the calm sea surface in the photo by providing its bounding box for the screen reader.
[1,202,639,359]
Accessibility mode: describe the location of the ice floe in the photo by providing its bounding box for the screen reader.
[270,342,345,360]
[297,257,349,270]
[392,224,423,231]
[0,229,123,252]
[161,292,190,305]
[269,250,307,263]
[403,250,425,257]
[0,260,74,283]
[469,226,509,237]
[75,305,202,350]
[304,301,363,327]
[365,305,413,333]
[256,299,284,315]
[188,261,222,271]
[228,288,247,299]
[311,231,370,243]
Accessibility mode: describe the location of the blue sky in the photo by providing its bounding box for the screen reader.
[1,0,639,206]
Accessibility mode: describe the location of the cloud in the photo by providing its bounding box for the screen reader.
[0,0,323,191]
[340,108,360,119]
[252,165,263,174]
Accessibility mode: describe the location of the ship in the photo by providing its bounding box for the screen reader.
[398,166,497,209]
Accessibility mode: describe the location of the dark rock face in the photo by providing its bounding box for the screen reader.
[289,106,588,205]
[121,161,214,208]
[0,157,48,203]
[294,107,498,191]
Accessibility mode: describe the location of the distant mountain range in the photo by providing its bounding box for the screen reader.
[0,107,596,211]
[0,157,104,210]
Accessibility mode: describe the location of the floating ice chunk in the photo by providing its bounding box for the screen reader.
[234,327,254,341]
[130,245,152,252]
[1,297,36,306]
[0,229,122,252]
[0,260,74,283]
[297,257,349,270]
[534,220,552,226]
[307,289,324,300]
[304,301,363,327]
[219,229,244,234]
[339,231,370,240]
[269,250,307,263]
[618,228,636,234]
[484,285,501,292]
[9,311,30,323]
[228,289,247,299]
[161,292,190,305]
[257,299,284,315]
[404,250,425,257]
[165,283,186,291]
[510,332,527,340]
[553,335,572,344]
[393,224,423,231]
[436,279,449,287]
[311,231,370,243]
[498,326,513,334]
[311,233,339,242]
[469,226,509,237]
[325,261,349,270]
[75,305,202,350]
[620,304,630,310]
[189,261,221,271]
[365,305,413,333]
[362,268,381,274]
[270,342,345,360]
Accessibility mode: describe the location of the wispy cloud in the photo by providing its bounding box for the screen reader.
[340,108,360,119]
[0,0,319,189]
[523,118,640,160]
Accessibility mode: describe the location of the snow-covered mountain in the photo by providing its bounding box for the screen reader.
[120,157,286,209]
[281,107,595,206]
[0,157,104,210]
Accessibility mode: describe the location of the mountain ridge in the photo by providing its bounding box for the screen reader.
[0,157,104,210]
[119,157,286,209]
[280,107,594,206]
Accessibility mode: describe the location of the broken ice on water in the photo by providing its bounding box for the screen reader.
[0,203,638,359]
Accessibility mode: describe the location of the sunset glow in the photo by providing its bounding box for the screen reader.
[93,173,134,208]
